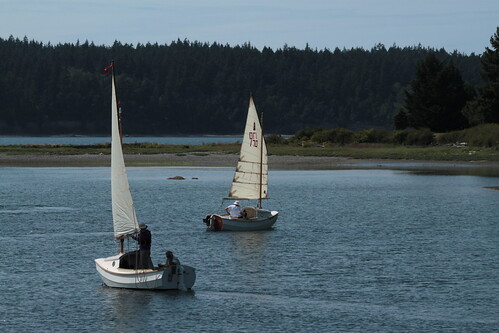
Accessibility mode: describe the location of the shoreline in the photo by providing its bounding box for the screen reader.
[1,152,499,175]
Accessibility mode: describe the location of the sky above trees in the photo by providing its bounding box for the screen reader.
[0,0,498,55]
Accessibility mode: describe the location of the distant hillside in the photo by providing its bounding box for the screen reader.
[0,36,482,135]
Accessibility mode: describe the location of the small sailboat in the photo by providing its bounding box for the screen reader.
[95,61,195,289]
[203,96,279,231]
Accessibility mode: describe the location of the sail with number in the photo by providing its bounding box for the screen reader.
[110,70,139,238]
[228,97,268,201]
[203,96,278,231]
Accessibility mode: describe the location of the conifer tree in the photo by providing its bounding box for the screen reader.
[402,53,469,132]
[474,27,499,124]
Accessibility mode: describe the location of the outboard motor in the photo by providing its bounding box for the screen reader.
[203,214,223,231]
[203,215,213,230]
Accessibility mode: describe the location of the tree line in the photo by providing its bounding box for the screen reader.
[0,35,486,136]
[272,123,499,148]
[395,27,499,132]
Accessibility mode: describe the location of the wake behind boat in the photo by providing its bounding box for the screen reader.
[203,96,279,231]
[94,61,195,290]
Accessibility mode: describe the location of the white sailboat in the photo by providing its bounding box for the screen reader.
[95,61,195,289]
[203,96,279,231]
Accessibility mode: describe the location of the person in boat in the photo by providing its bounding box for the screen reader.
[161,251,182,282]
[166,251,180,267]
[225,200,244,218]
[158,251,180,268]
[132,223,153,269]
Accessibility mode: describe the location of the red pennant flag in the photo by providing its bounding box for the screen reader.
[103,63,113,75]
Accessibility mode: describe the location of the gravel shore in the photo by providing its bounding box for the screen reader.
[0,152,350,168]
[1,152,498,175]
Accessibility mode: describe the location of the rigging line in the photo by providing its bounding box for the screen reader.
[232,179,268,183]
[219,199,225,209]
[132,235,155,289]
[234,171,267,176]
[237,161,268,166]
[232,182,268,187]
[132,235,145,287]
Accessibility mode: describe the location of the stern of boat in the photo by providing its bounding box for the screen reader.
[157,264,196,290]
[203,214,224,231]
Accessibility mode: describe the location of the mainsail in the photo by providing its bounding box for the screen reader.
[228,97,268,201]
[111,70,139,238]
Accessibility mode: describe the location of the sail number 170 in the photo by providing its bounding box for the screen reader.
[249,132,258,147]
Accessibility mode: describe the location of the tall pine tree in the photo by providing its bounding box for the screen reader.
[473,27,499,124]
[400,53,469,132]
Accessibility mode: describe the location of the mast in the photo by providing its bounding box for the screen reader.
[109,60,139,254]
[111,60,123,144]
[258,111,264,209]
[111,60,125,254]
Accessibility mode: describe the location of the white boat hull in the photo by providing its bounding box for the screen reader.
[95,255,196,290]
[204,209,279,231]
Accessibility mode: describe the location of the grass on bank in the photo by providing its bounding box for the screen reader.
[0,142,241,155]
[1,142,499,162]
[1,124,498,162]
[268,144,499,161]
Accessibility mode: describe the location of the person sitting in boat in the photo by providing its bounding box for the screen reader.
[165,250,182,282]
[225,200,243,218]
[159,251,180,268]
[132,223,153,269]
[166,251,180,267]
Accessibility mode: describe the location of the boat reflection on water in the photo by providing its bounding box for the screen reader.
[99,288,154,331]
[227,231,271,275]
[98,286,196,330]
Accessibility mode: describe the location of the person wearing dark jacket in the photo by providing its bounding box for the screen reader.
[133,223,153,269]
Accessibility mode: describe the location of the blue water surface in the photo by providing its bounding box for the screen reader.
[0,167,498,332]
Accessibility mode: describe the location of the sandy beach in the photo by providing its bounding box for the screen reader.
[1,152,499,176]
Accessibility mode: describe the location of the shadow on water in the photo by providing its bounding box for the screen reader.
[227,230,270,269]
[97,285,196,330]
[99,285,196,299]
[407,168,499,177]
[342,162,499,178]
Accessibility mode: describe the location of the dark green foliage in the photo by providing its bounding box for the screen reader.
[404,128,434,145]
[292,128,323,142]
[402,53,471,132]
[393,109,409,130]
[334,128,355,145]
[435,131,464,145]
[310,129,332,143]
[390,130,409,144]
[290,127,436,146]
[288,124,499,148]
[354,129,391,143]
[304,128,355,145]
[437,124,499,147]
[266,134,286,144]
[0,36,482,135]
[464,124,499,146]
[462,99,485,126]
[470,27,499,124]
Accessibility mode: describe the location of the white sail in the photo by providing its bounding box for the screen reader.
[111,73,139,238]
[228,97,268,200]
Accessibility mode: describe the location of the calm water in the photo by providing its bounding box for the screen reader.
[0,136,241,146]
[0,167,498,332]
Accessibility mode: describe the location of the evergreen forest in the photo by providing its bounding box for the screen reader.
[0,36,485,136]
